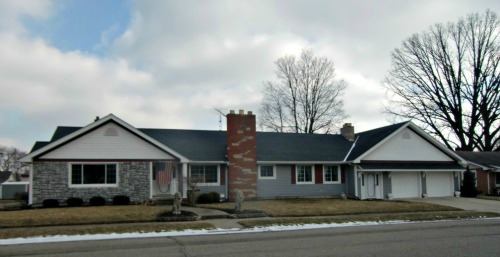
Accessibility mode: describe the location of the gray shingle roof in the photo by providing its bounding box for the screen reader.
[456,151,500,168]
[256,132,352,162]
[29,125,355,162]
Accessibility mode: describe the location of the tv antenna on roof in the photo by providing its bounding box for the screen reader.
[214,108,226,131]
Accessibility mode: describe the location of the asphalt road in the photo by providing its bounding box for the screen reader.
[1,219,499,257]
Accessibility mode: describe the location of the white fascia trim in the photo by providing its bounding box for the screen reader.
[343,136,359,161]
[257,161,346,165]
[20,114,189,163]
[465,161,490,170]
[407,123,467,164]
[358,169,465,172]
[187,161,227,164]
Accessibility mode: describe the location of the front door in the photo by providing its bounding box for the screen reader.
[362,173,383,199]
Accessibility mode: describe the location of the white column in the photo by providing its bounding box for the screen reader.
[182,163,188,198]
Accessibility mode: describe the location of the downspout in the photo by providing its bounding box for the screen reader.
[29,163,34,206]
[487,170,490,195]
[225,164,229,200]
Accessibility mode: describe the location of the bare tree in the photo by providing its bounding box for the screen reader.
[0,146,28,175]
[259,49,348,133]
[384,10,500,151]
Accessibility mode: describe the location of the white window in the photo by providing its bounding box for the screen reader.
[323,165,341,184]
[296,165,314,184]
[190,165,219,186]
[69,163,118,187]
[259,165,276,179]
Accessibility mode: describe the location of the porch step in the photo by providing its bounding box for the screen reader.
[152,194,174,205]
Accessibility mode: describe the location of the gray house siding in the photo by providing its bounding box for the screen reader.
[257,165,345,199]
[382,172,391,199]
[32,161,150,204]
[421,173,427,196]
[345,165,356,197]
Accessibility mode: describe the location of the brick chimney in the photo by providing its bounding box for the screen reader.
[341,123,355,141]
[226,109,257,201]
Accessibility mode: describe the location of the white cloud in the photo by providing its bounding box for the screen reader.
[1,0,499,150]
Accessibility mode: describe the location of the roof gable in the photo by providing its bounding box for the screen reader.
[39,123,175,160]
[362,127,453,162]
[21,114,188,162]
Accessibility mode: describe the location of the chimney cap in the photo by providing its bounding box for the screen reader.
[239,109,244,115]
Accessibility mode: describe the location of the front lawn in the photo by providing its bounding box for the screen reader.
[0,205,166,228]
[198,198,460,217]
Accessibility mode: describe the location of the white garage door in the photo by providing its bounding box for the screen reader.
[391,172,420,198]
[426,172,453,197]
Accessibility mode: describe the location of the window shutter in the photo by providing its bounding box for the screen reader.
[220,165,225,185]
[315,165,323,184]
[341,166,346,183]
[291,165,296,184]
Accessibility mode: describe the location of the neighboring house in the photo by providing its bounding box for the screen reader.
[20,111,466,205]
[456,151,500,195]
[0,171,29,199]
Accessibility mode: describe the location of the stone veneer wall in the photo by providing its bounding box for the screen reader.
[32,161,150,204]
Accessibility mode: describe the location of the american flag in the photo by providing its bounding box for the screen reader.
[157,161,174,185]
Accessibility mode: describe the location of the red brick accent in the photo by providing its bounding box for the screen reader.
[291,165,296,184]
[315,165,323,184]
[226,110,257,201]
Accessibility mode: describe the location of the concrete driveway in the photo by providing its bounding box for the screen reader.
[412,197,500,214]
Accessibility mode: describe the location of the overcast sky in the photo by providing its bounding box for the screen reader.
[1,0,499,152]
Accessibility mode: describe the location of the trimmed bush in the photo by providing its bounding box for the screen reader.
[112,195,130,205]
[208,191,221,203]
[89,196,106,206]
[197,192,221,204]
[66,197,83,207]
[14,192,28,202]
[42,199,60,208]
[461,169,478,197]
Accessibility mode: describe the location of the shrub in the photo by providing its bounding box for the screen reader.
[42,199,60,208]
[89,196,106,206]
[14,192,28,202]
[208,191,221,203]
[461,169,478,197]
[66,197,83,207]
[197,192,221,204]
[112,195,130,205]
[196,193,213,204]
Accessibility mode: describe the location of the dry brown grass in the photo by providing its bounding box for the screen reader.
[199,199,460,217]
[238,211,500,228]
[0,222,214,239]
[0,205,167,228]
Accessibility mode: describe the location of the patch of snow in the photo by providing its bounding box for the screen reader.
[0,220,408,245]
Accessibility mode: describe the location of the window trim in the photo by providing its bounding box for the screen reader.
[323,165,341,184]
[68,162,119,188]
[189,164,220,186]
[296,165,315,184]
[258,165,276,179]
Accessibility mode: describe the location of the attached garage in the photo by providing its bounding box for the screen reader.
[426,172,454,197]
[391,172,421,198]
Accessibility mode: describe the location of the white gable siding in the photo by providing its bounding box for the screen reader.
[40,123,173,160]
[363,128,452,161]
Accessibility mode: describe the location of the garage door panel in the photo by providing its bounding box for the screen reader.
[426,172,453,197]
[391,172,420,198]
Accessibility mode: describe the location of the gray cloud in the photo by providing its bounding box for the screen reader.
[1,0,499,150]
